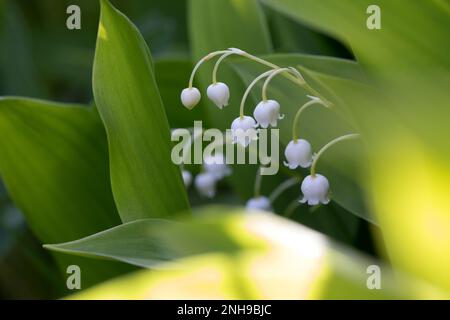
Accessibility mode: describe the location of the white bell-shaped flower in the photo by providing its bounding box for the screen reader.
[203,153,231,180]
[231,116,258,147]
[284,139,313,169]
[181,87,201,110]
[299,174,330,206]
[181,170,192,188]
[194,172,217,198]
[207,82,230,109]
[253,99,283,128]
[246,196,273,212]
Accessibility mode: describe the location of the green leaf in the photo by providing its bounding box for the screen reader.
[44,207,266,268]
[261,0,450,81]
[0,97,132,288]
[60,207,445,299]
[93,0,190,222]
[230,54,373,222]
[267,9,352,57]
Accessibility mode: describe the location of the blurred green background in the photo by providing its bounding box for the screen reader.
[0,0,365,299]
[0,0,449,299]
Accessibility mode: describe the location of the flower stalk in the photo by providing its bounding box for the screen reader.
[310,133,360,177]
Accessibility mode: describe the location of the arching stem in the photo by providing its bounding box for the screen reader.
[268,177,300,203]
[188,48,332,106]
[310,133,360,177]
[239,69,275,118]
[261,67,302,101]
[292,96,329,142]
[212,51,236,84]
[188,50,230,88]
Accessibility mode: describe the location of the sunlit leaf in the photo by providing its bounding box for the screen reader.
[44,207,265,268]
[63,208,445,299]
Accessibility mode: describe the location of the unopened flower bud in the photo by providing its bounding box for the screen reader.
[181,87,201,109]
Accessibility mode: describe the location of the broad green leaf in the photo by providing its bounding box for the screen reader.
[261,0,450,82]
[44,207,266,268]
[0,97,132,289]
[64,208,446,299]
[306,73,450,291]
[93,0,190,222]
[229,54,372,222]
[267,9,352,58]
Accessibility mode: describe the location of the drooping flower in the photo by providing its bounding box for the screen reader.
[284,139,313,169]
[246,196,273,212]
[299,174,330,206]
[203,153,231,180]
[253,99,284,128]
[181,170,192,188]
[194,172,217,198]
[180,87,201,109]
[207,82,230,109]
[231,116,258,147]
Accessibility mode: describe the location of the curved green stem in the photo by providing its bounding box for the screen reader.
[261,67,298,101]
[268,177,300,203]
[238,51,333,105]
[239,69,274,118]
[188,48,332,107]
[212,51,235,84]
[189,50,230,88]
[310,133,360,176]
[283,199,300,217]
[292,97,329,142]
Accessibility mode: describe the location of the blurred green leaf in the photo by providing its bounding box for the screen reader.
[230,54,372,222]
[0,97,132,288]
[44,207,265,268]
[64,207,445,299]
[260,0,450,291]
[266,9,352,58]
[261,0,450,81]
[93,0,190,222]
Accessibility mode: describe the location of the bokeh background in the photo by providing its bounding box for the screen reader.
[0,0,449,299]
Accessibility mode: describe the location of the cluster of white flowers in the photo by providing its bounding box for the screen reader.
[181,48,360,209]
[182,153,231,198]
